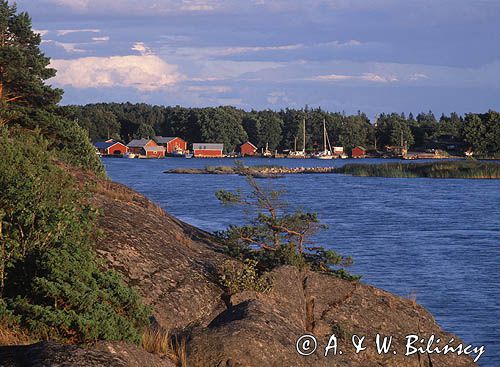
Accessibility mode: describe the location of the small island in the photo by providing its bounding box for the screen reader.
[166,164,337,178]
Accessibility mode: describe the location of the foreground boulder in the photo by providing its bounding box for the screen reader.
[187,267,475,367]
[0,341,174,367]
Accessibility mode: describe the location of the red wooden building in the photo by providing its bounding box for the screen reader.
[154,136,188,154]
[239,141,258,156]
[192,143,224,158]
[94,140,129,156]
[127,139,165,158]
[351,146,366,158]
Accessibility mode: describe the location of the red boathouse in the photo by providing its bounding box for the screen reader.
[94,140,129,156]
[240,141,258,156]
[351,146,366,158]
[154,136,188,154]
[192,143,224,158]
[127,139,166,158]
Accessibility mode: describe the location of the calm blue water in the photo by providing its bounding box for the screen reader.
[103,157,500,366]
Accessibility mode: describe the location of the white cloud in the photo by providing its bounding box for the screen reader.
[310,72,397,84]
[409,73,429,81]
[312,74,354,81]
[267,91,289,104]
[169,44,303,60]
[42,40,86,53]
[57,28,100,36]
[91,36,110,42]
[361,73,397,83]
[318,40,363,48]
[187,85,231,93]
[131,42,153,56]
[44,0,220,14]
[180,0,215,11]
[50,55,184,91]
[34,29,49,37]
[49,0,90,10]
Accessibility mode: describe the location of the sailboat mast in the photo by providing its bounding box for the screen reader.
[303,118,306,153]
[323,119,327,153]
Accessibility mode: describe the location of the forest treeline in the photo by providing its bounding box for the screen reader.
[60,104,500,157]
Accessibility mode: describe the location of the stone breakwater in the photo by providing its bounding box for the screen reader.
[165,166,337,177]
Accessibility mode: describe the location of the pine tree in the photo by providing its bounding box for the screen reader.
[0,1,61,112]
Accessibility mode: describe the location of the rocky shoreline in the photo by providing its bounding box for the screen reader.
[166,165,337,178]
[0,172,478,367]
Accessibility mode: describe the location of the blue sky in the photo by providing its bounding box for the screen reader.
[17,0,500,117]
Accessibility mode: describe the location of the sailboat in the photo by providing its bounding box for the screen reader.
[262,142,272,157]
[288,119,307,158]
[314,119,334,159]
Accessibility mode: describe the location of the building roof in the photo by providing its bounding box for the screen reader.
[144,146,166,152]
[154,136,181,144]
[127,138,153,148]
[192,143,224,150]
[241,141,257,149]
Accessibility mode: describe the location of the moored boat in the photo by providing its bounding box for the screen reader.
[314,119,334,159]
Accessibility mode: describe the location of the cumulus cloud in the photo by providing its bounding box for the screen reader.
[50,55,184,91]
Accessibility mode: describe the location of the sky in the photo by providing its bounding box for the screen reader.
[16,0,500,117]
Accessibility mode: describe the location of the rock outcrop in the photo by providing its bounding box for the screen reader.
[0,341,174,367]
[87,177,475,367]
[0,174,477,366]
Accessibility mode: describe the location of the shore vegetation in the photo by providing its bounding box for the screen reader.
[0,1,149,345]
[338,160,500,179]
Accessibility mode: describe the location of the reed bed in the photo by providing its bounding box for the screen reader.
[338,161,500,179]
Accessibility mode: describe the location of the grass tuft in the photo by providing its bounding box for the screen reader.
[141,327,188,367]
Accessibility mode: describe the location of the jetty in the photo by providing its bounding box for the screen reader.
[165,165,337,178]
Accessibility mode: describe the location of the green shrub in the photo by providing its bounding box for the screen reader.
[0,128,150,343]
[9,245,150,343]
[218,259,272,294]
